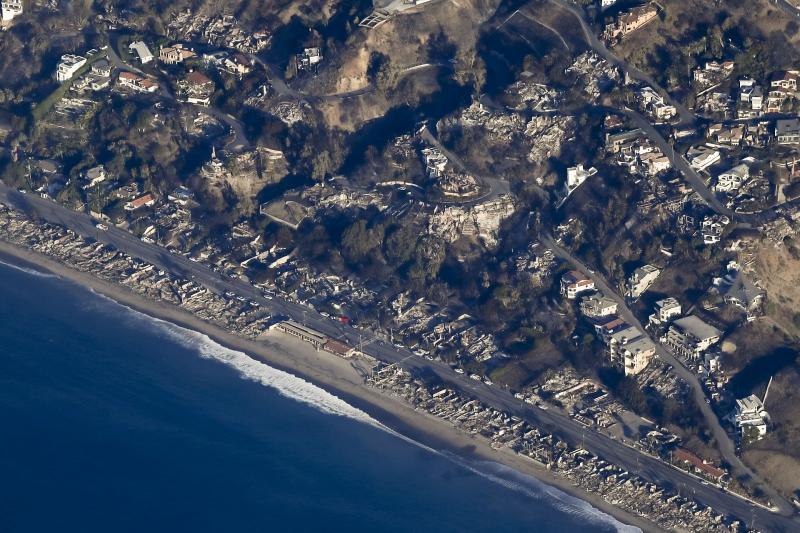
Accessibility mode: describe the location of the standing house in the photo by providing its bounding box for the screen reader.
[663,315,721,360]
[776,118,800,145]
[603,3,658,42]
[602,323,654,376]
[56,54,87,83]
[650,297,681,325]
[715,163,749,192]
[1,0,22,22]
[733,394,770,440]
[579,294,618,318]
[626,264,660,299]
[118,71,158,93]
[565,165,596,196]
[159,44,197,65]
[124,193,157,211]
[686,146,721,171]
[621,336,655,376]
[560,270,595,299]
[129,41,154,64]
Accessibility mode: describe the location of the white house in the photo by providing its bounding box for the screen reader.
[56,54,87,83]
[1,0,23,22]
[715,163,749,192]
[621,337,655,376]
[650,297,681,325]
[129,41,154,64]
[626,264,660,299]
[579,294,618,318]
[561,270,595,299]
[733,394,769,440]
[565,164,597,196]
[687,146,721,171]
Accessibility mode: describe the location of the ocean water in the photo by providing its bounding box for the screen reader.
[0,258,634,533]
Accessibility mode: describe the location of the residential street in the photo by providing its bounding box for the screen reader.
[541,234,795,516]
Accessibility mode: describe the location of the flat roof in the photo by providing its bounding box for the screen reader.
[674,315,721,340]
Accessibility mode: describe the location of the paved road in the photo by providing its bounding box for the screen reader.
[107,36,251,152]
[542,0,695,126]
[1,184,798,530]
[541,234,796,516]
[419,127,512,205]
[620,109,733,216]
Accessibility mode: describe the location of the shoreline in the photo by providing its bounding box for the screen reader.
[0,240,661,532]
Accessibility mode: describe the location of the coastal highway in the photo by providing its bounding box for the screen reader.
[0,184,798,530]
[540,234,796,517]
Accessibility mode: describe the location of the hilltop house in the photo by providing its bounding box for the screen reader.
[603,3,658,42]
[56,54,87,83]
[715,163,749,192]
[160,44,197,65]
[626,264,660,299]
[663,315,721,360]
[715,263,764,316]
[733,394,770,440]
[129,41,154,64]
[561,270,595,299]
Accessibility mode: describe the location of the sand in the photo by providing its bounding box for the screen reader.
[0,239,662,533]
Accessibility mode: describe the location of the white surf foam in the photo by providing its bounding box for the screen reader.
[441,453,642,533]
[0,257,58,278]
[84,287,639,532]
[84,288,387,429]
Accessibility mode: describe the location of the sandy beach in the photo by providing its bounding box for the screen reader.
[0,239,662,533]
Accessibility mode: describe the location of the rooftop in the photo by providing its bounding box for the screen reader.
[673,315,721,341]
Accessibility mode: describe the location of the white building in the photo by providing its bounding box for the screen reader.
[687,146,721,171]
[663,315,722,360]
[565,164,597,196]
[621,336,656,376]
[84,166,107,188]
[715,163,749,192]
[561,270,595,299]
[1,0,23,22]
[733,394,769,440]
[650,297,681,325]
[579,294,618,318]
[603,323,654,375]
[56,54,87,83]
[626,264,660,299]
[129,41,154,64]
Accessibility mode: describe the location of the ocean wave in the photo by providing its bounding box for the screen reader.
[0,258,58,278]
[84,288,387,429]
[84,285,638,532]
[441,453,642,533]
